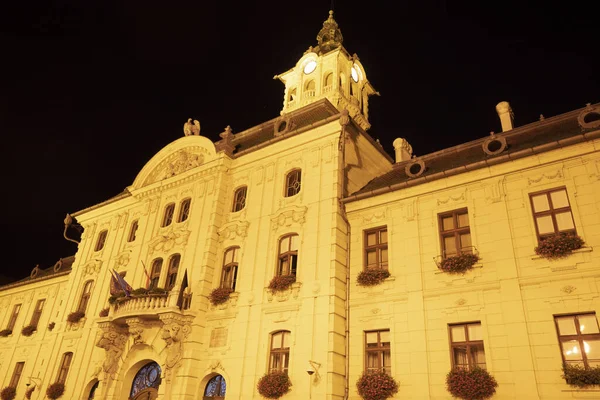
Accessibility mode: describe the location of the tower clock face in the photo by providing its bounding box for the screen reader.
[351,66,359,83]
[303,60,317,74]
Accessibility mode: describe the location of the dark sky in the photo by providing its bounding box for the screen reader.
[1,1,598,281]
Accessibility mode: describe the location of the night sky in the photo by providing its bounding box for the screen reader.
[1,1,598,282]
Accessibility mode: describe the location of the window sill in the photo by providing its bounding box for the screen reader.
[531,246,593,260]
[434,264,483,275]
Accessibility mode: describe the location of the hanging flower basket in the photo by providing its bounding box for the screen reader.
[0,387,16,400]
[21,325,36,337]
[67,311,85,324]
[356,370,399,400]
[99,308,109,317]
[439,253,480,274]
[209,287,233,306]
[0,329,12,337]
[535,233,584,259]
[268,275,296,292]
[562,364,600,387]
[46,382,65,399]
[446,367,498,400]
[357,268,391,286]
[257,371,292,399]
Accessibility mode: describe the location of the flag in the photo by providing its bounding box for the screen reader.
[177,270,189,310]
[141,260,151,289]
[111,269,132,297]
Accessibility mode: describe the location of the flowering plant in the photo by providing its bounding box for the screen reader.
[268,275,296,292]
[357,268,390,286]
[46,382,65,399]
[535,233,584,259]
[439,253,479,274]
[21,325,36,337]
[67,311,85,324]
[209,287,233,306]
[562,364,600,387]
[356,370,399,400]
[0,329,12,337]
[99,308,109,317]
[0,387,16,400]
[257,371,292,399]
[446,367,497,400]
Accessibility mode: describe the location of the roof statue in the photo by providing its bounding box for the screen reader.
[315,10,343,54]
[183,118,201,136]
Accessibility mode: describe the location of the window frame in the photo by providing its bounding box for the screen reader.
[529,186,576,241]
[554,312,600,369]
[9,362,24,388]
[363,226,388,270]
[78,280,94,314]
[166,254,181,290]
[269,330,291,374]
[6,303,21,331]
[284,169,302,198]
[438,208,471,258]
[364,329,391,374]
[161,203,176,227]
[220,247,239,290]
[448,322,486,370]
[277,234,299,277]
[149,258,163,289]
[127,220,139,242]
[177,198,191,223]
[94,230,108,252]
[232,186,247,212]
[56,352,73,384]
[29,298,46,329]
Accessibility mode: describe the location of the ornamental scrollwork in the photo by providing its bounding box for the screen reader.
[148,223,191,254]
[271,205,308,231]
[218,221,249,242]
[83,259,103,277]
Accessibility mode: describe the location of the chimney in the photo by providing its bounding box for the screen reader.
[495,101,514,132]
[392,138,413,163]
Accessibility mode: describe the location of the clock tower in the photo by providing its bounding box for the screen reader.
[274,10,378,131]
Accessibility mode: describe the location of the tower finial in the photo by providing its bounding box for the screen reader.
[315,9,343,54]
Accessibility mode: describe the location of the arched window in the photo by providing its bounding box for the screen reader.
[232,186,247,212]
[161,203,175,227]
[149,258,163,289]
[57,352,73,384]
[269,331,291,374]
[288,88,297,103]
[177,198,191,223]
[304,80,315,98]
[203,375,226,398]
[88,381,99,399]
[94,230,108,251]
[285,169,301,197]
[166,254,180,290]
[278,234,298,276]
[221,247,239,290]
[127,220,139,242]
[78,281,93,313]
[339,73,346,94]
[130,362,161,399]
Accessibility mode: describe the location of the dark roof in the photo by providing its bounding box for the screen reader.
[0,256,74,291]
[348,104,599,200]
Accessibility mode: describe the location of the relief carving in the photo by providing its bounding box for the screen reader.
[93,324,128,380]
[484,180,503,204]
[159,314,193,382]
[148,223,191,254]
[83,259,103,277]
[271,206,307,231]
[362,210,386,224]
[561,285,577,294]
[527,169,563,186]
[437,191,466,206]
[114,251,130,269]
[218,221,249,242]
[145,148,208,185]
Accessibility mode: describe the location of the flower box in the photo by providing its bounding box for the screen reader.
[268,275,296,292]
[0,386,16,400]
[439,253,479,274]
[257,371,292,399]
[356,370,399,400]
[46,382,65,399]
[99,308,109,317]
[67,311,85,324]
[535,233,585,259]
[357,268,391,286]
[562,364,600,387]
[209,287,233,306]
[0,329,12,337]
[446,367,497,400]
[21,325,36,337]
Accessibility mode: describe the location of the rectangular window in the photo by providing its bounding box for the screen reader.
[364,227,388,270]
[78,281,93,314]
[9,362,24,388]
[149,258,163,289]
[278,235,299,276]
[177,198,191,223]
[365,330,391,374]
[555,313,600,368]
[449,322,486,370]
[221,247,239,290]
[269,331,291,374]
[166,254,180,290]
[57,352,73,384]
[530,187,576,240]
[439,208,471,258]
[29,299,46,329]
[7,304,21,331]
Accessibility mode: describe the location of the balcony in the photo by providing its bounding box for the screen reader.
[106,288,192,324]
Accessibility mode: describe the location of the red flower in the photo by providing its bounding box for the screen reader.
[439,253,479,274]
[446,367,497,400]
[535,233,584,259]
[268,275,296,292]
[356,370,399,400]
[209,287,233,306]
[0,386,16,400]
[46,382,65,399]
[66,311,85,323]
[257,371,292,398]
[357,268,391,286]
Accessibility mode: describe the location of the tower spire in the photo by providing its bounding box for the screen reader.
[315,10,343,55]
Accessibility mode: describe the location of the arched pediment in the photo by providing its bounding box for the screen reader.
[131,136,217,190]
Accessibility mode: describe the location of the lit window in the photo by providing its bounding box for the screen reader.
[161,203,175,227]
[127,220,139,242]
[232,187,247,212]
[204,375,226,397]
[177,198,191,223]
[285,170,301,197]
[221,247,239,290]
[29,299,45,329]
[438,209,471,258]
[365,330,391,374]
[530,187,576,240]
[78,281,93,314]
[278,234,299,276]
[449,322,486,370]
[269,331,291,374]
[6,304,21,331]
[166,254,180,290]
[57,352,73,384]
[555,313,600,368]
[94,230,108,252]
[364,227,388,270]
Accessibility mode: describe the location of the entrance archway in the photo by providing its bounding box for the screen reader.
[130,362,161,400]
[203,374,226,399]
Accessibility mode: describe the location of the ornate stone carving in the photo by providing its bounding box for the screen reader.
[83,259,103,277]
[159,314,193,382]
[527,169,563,186]
[148,223,191,254]
[126,318,146,345]
[362,210,386,224]
[484,180,503,204]
[218,221,249,242]
[437,191,466,206]
[266,282,302,302]
[271,206,307,231]
[561,285,577,294]
[183,118,201,136]
[210,360,224,371]
[145,148,210,185]
[93,324,128,379]
[113,251,130,269]
[455,298,467,306]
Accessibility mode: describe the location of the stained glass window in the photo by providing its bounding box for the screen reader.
[130,362,161,398]
[204,374,226,397]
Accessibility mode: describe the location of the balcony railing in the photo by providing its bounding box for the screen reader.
[323,85,333,93]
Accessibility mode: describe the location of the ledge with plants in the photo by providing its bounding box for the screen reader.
[46,382,65,400]
[99,307,109,317]
[535,232,585,260]
[268,275,296,293]
[108,287,168,305]
[562,364,600,387]
[0,329,12,337]
[357,268,391,287]
[356,370,399,400]
[0,386,16,400]
[48,322,55,331]
[436,248,480,274]
[257,370,292,399]
[446,367,498,400]
[67,311,85,324]
[209,287,234,306]
[21,325,37,337]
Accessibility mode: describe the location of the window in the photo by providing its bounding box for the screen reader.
[449,322,486,370]
[94,230,108,251]
[57,352,73,384]
[149,258,163,289]
[221,247,239,290]
[127,220,139,242]
[88,381,99,400]
[365,330,391,374]
[161,203,175,227]
[277,234,299,276]
[530,187,576,240]
[555,313,600,368]
[9,362,24,388]
[285,169,301,197]
[6,304,21,331]
[204,375,226,398]
[29,299,45,329]
[166,254,180,290]
[177,198,191,223]
[269,331,290,374]
[78,281,93,314]
[438,208,471,258]
[232,186,247,212]
[364,227,388,270]
[130,362,161,399]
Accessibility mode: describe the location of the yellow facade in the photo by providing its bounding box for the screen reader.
[1,10,600,400]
